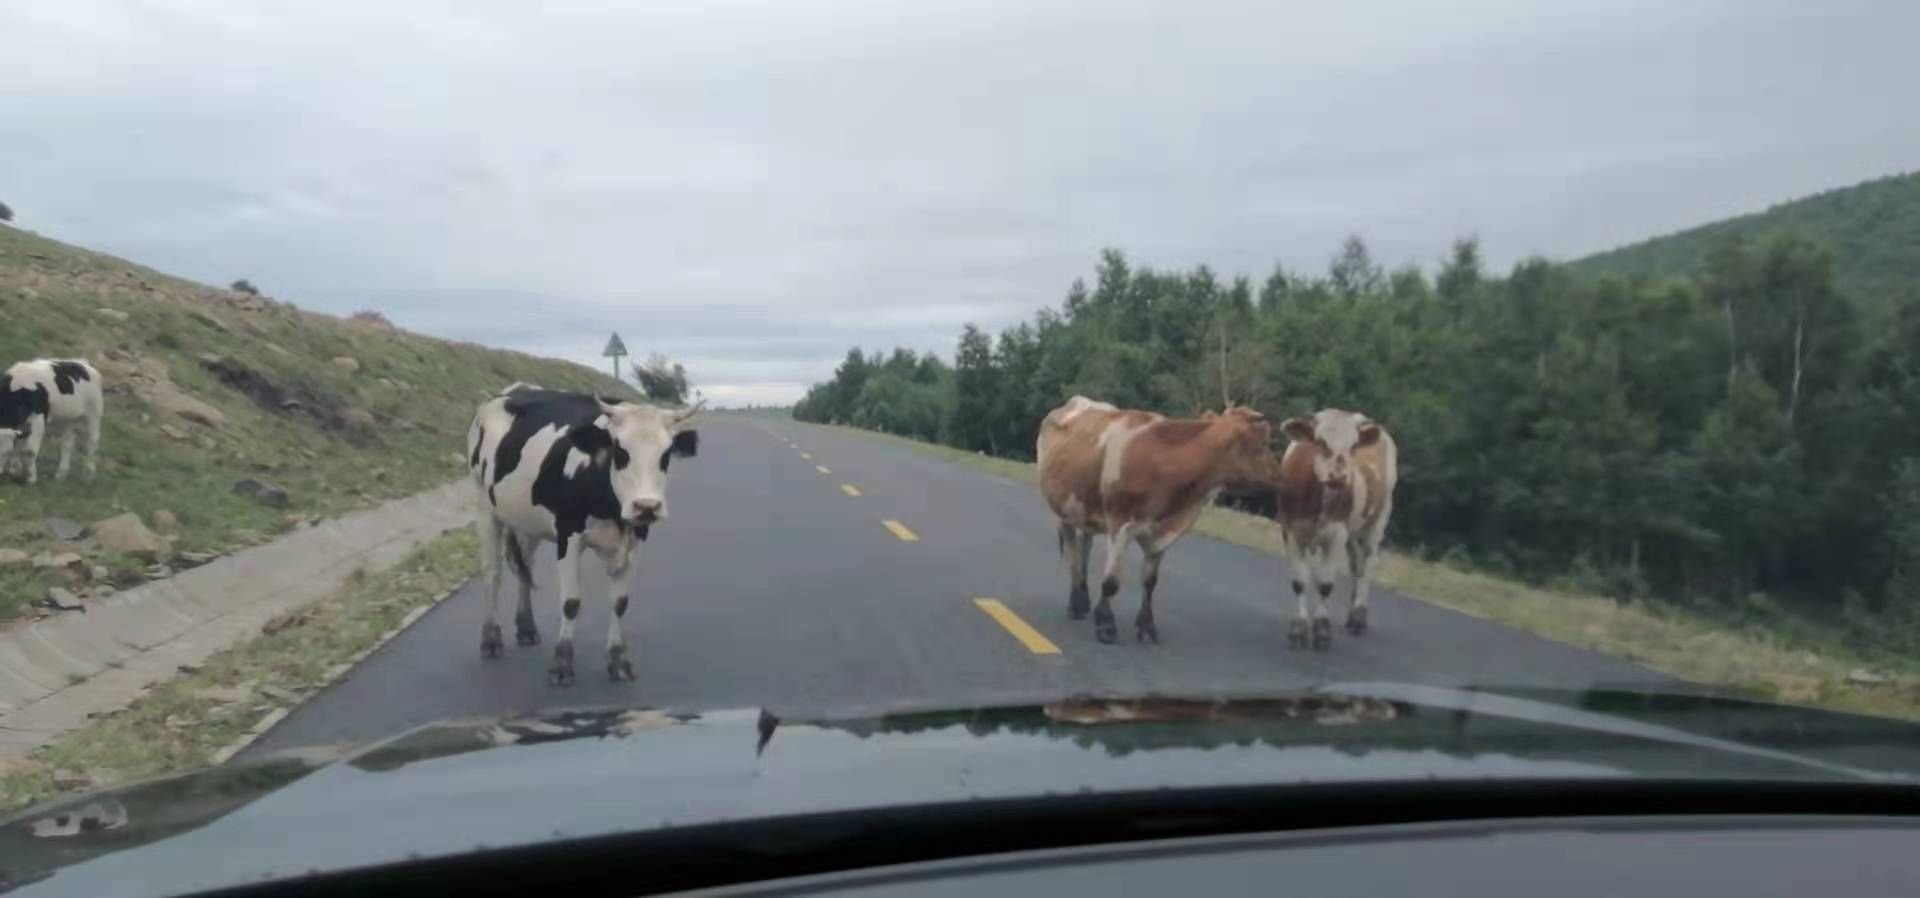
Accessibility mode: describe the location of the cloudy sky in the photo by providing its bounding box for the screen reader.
[5,1,1916,405]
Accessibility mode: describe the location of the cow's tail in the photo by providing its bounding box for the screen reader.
[503,534,535,589]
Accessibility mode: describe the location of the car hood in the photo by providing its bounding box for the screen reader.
[6,682,1920,897]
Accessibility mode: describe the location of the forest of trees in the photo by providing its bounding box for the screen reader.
[795,232,1920,645]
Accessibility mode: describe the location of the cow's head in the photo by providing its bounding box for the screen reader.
[1281,409,1381,494]
[1210,405,1275,482]
[568,397,700,526]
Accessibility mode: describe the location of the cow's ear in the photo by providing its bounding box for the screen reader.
[1356,422,1382,447]
[1280,417,1315,443]
[1244,420,1273,449]
[671,429,699,459]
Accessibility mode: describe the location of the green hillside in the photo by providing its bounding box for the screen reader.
[0,225,631,617]
[1573,171,1920,308]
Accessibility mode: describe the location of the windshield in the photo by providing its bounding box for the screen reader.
[4,0,1920,891]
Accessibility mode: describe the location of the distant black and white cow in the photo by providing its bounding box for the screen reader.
[466,388,699,684]
[0,359,103,485]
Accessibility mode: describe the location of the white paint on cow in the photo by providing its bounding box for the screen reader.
[0,359,104,486]
[1096,415,1155,493]
[1057,395,1115,425]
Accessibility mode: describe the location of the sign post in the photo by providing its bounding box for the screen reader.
[602,332,628,384]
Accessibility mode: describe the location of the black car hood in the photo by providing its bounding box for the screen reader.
[6,683,1920,897]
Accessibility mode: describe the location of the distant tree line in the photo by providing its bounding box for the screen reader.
[796,235,1920,643]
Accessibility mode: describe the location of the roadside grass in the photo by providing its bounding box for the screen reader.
[0,224,628,617]
[0,529,477,812]
[804,422,1920,721]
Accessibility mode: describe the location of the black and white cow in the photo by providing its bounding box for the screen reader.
[0,359,104,485]
[466,388,699,684]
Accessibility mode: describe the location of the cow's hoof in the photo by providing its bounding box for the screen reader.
[1288,618,1310,649]
[480,622,505,659]
[1068,587,1090,620]
[1312,617,1333,651]
[514,611,541,646]
[1093,606,1117,644]
[607,646,635,682]
[1135,618,1160,644]
[1345,606,1369,635]
[548,642,576,686]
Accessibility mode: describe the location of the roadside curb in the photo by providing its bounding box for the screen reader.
[0,482,472,760]
[209,579,469,765]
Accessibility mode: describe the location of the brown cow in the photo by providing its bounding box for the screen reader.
[1272,408,1397,650]
[1037,396,1275,644]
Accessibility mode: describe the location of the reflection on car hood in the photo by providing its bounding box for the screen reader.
[6,683,1920,897]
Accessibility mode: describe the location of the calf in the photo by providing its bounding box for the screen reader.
[0,359,103,485]
[1272,409,1397,650]
[1038,397,1274,644]
[467,388,699,684]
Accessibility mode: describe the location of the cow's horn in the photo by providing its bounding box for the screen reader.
[672,398,708,423]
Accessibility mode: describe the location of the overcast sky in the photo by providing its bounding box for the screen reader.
[5,1,1917,405]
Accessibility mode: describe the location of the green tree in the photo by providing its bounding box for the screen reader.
[952,324,999,453]
[1328,234,1384,298]
[1692,368,1803,599]
[631,353,691,405]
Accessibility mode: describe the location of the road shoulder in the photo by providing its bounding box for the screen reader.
[0,529,475,811]
[0,481,470,765]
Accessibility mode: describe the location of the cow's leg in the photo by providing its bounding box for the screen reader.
[1284,531,1312,650]
[53,425,75,481]
[1093,524,1131,644]
[511,536,540,645]
[1135,548,1164,643]
[1346,513,1388,635]
[603,550,635,682]
[549,533,583,685]
[477,517,506,658]
[1344,532,1371,635]
[1309,535,1340,651]
[1060,521,1091,620]
[81,406,101,480]
[18,426,40,485]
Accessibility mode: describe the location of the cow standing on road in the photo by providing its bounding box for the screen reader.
[1272,409,1397,650]
[1038,397,1275,644]
[467,388,699,684]
[0,358,103,485]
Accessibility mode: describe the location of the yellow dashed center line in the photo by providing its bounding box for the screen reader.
[815,465,831,475]
[974,599,1062,655]
[800,452,813,460]
[881,519,919,542]
[840,484,862,497]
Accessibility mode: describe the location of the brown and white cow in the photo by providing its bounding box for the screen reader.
[1272,408,1397,650]
[1038,396,1274,644]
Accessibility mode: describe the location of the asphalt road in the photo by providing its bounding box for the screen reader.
[246,417,1663,755]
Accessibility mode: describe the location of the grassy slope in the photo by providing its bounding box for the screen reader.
[809,422,1920,721]
[1572,171,1920,307]
[0,225,629,616]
